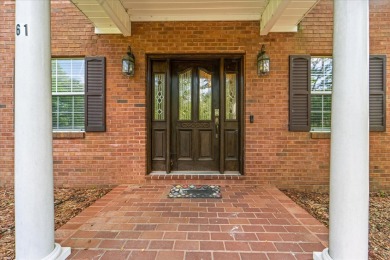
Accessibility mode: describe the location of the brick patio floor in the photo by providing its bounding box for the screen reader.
[56,185,328,260]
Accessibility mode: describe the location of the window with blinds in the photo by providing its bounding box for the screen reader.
[51,58,85,131]
[311,57,332,132]
[290,55,385,132]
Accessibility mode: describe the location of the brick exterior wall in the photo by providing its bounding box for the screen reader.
[1,0,390,191]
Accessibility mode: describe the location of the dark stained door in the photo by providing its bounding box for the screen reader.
[148,56,242,174]
[170,61,220,171]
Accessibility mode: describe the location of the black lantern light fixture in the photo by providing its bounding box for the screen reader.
[122,46,135,76]
[257,44,270,76]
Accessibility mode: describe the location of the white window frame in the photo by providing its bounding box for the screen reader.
[310,57,332,132]
[52,58,85,132]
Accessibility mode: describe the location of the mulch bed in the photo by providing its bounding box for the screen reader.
[0,187,111,259]
[282,190,390,260]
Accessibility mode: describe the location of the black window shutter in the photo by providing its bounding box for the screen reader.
[289,55,311,131]
[369,55,386,132]
[85,57,106,132]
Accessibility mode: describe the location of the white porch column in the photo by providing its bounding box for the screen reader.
[314,1,369,260]
[14,1,70,259]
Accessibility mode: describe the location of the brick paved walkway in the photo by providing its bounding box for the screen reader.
[56,185,328,260]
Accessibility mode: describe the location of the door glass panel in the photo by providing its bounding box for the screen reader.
[179,69,192,120]
[226,73,237,120]
[154,73,165,121]
[199,69,212,121]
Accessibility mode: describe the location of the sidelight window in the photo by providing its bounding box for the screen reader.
[225,73,237,120]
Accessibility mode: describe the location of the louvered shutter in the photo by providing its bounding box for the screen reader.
[85,57,106,132]
[289,55,311,131]
[369,55,386,132]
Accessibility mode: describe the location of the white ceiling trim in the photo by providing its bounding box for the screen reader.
[260,0,292,35]
[261,0,320,35]
[70,0,319,36]
[123,0,266,22]
[71,0,131,36]
[98,0,131,36]
[129,14,261,22]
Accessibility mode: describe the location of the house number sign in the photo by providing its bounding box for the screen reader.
[16,24,28,36]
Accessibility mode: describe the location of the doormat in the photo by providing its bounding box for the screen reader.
[168,184,222,198]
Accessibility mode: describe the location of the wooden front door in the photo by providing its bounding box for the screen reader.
[171,61,220,171]
[148,56,242,174]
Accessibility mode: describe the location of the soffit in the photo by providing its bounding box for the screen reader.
[122,0,268,21]
[260,0,320,35]
[70,0,320,36]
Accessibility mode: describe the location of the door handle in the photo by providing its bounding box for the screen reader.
[215,109,219,138]
[215,117,219,138]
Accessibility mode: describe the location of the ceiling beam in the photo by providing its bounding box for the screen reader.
[71,0,131,36]
[97,0,131,36]
[260,0,292,35]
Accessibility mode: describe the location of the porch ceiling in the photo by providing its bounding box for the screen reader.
[70,0,319,36]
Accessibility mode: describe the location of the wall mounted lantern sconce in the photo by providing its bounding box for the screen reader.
[257,44,270,76]
[122,46,135,76]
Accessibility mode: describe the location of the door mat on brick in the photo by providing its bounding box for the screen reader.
[168,184,222,198]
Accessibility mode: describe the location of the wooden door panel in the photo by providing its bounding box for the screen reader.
[199,130,213,159]
[152,130,166,159]
[178,130,192,159]
[224,128,239,171]
[171,60,219,171]
[225,130,238,159]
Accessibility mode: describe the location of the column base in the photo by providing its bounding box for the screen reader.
[42,243,71,260]
[314,248,333,260]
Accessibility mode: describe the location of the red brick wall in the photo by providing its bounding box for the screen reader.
[1,0,390,191]
[0,1,15,186]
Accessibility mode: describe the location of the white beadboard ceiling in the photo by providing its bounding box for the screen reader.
[71,0,319,36]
